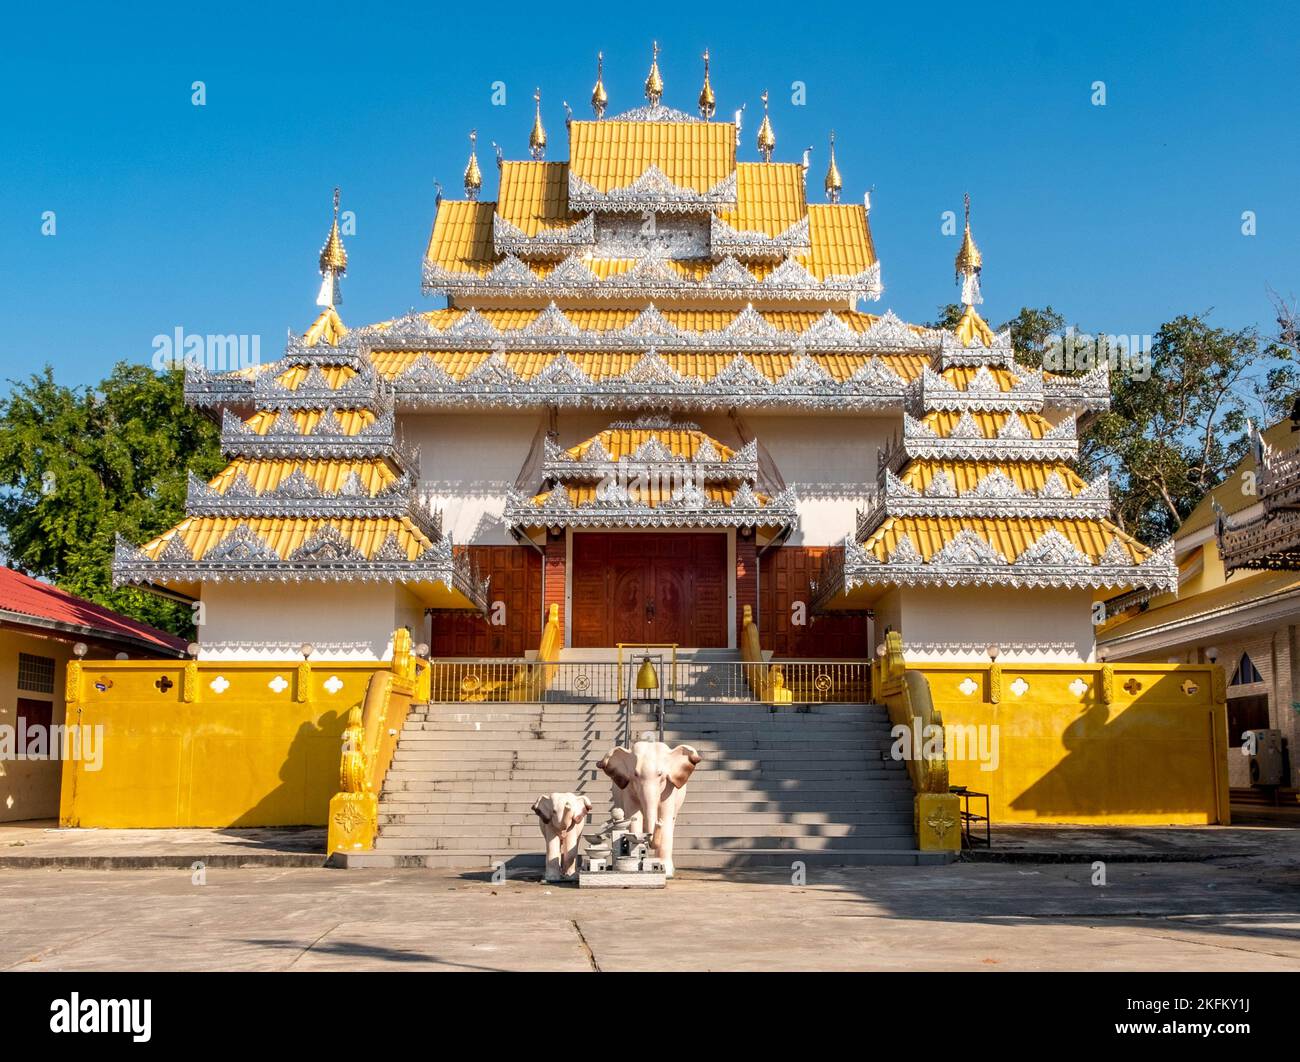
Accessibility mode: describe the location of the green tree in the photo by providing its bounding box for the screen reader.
[1080,314,1293,542]
[0,363,224,636]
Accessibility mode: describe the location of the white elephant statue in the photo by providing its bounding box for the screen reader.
[598,737,702,877]
[531,792,592,881]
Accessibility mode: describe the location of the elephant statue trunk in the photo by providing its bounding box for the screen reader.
[598,736,702,878]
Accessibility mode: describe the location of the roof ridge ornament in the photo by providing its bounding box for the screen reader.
[757,90,775,162]
[317,187,347,309]
[699,49,716,119]
[592,51,608,119]
[955,192,982,306]
[645,41,664,106]
[529,88,547,160]
[463,130,482,200]
[825,130,842,203]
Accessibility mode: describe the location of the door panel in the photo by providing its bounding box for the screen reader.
[571,533,727,647]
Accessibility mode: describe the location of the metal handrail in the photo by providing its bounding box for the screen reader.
[425,657,873,705]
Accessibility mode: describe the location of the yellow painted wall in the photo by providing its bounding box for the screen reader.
[914,661,1229,825]
[60,659,381,828]
[0,630,73,822]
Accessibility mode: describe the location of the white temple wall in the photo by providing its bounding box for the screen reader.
[403,410,894,550]
[197,583,425,661]
[744,414,892,546]
[405,412,544,546]
[871,586,1098,663]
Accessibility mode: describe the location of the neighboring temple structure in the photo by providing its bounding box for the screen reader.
[1100,418,1300,788]
[114,49,1176,664]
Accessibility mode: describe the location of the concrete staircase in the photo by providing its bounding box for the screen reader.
[340,700,954,870]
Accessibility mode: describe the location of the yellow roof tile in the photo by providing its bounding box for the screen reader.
[275,364,358,390]
[899,460,1089,495]
[208,458,400,496]
[569,425,736,463]
[716,163,807,235]
[568,120,736,193]
[368,349,930,385]
[923,410,1056,440]
[863,515,1150,565]
[799,204,876,278]
[141,516,435,563]
[496,161,577,234]
[244,409,376,436]
[368,307,914,338]
[425,200,494,275]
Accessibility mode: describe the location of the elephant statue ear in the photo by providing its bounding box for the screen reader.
[531,796,551,820]
[668,745,702,788]
[599,747,636,789]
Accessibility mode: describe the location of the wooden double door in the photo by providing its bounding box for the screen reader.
[572,532,728,648]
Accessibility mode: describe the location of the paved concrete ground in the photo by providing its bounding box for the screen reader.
[4,819,1290,868]
[3,854,1299,971]
[0,821,326,868]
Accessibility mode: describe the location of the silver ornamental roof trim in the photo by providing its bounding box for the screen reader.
[502,484,797,531]
[111,531,490,612]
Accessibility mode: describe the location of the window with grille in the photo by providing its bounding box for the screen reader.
[17,652,56,694]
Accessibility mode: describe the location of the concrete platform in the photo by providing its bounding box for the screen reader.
[0,821,327,869]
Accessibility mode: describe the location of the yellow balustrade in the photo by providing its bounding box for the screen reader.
[327,628,424,853]
[59,646,404,828]
[872,631,961,851]
[873,631,1232,837]
[739,604,793,703]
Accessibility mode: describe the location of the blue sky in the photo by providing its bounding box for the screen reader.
[3,0,1296,386]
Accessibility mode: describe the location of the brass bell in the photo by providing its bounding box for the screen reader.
[635,656,659,691]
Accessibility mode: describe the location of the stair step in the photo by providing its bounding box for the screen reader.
[340,849,952,869]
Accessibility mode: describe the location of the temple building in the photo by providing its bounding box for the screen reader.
[1100,419,1300,790]
[114,50,1176,666]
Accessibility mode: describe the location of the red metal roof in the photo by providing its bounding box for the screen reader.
[0,567,185,654]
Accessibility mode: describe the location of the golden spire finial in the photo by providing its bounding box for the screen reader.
[529,87,547,160]
[756,90,775,162]
[316,187,347,308]
[591,51,608,119]
[645,41,664,106]
[698,49,716,119]
[463,130,483,200]
[955,192,983,306]
[824,130,843,203]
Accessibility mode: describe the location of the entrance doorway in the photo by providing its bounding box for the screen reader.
[571,532,727,648]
